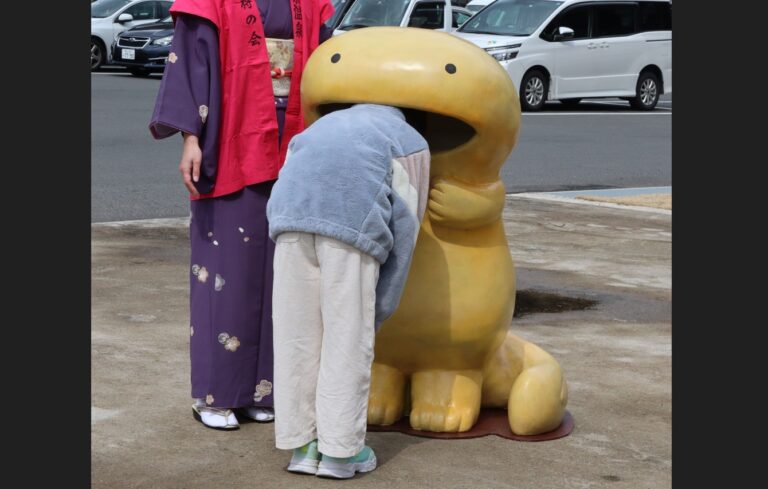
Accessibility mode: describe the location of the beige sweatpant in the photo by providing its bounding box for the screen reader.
[272,232,380,458]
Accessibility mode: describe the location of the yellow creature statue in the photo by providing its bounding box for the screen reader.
[300,27,568,436]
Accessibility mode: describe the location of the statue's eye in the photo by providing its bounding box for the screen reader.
[445,63,457,74]
[331,53,341,63]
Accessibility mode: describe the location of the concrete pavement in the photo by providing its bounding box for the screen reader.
[91,195,671,488]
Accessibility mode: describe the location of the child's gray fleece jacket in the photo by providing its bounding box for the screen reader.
[267,103,431,330]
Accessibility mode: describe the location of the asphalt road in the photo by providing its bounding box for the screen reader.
[91,71,671,222]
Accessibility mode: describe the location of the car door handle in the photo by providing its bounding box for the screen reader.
[587,42,597,49]
[600,42,609,48]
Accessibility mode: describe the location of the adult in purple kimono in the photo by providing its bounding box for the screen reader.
[149,0,334,430]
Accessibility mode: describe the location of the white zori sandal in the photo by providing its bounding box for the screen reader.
[192,399,239,430]
[236,406,275,422]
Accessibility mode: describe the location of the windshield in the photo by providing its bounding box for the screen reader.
[459,0,562,36]
[338,0,411,30]
[91,0,132,18]
[326,0,352,28]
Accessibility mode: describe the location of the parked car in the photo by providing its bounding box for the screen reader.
[465,0,495,13]
[111,15,173,76]
[453,0,671,111]
[452,6,474,29]
[334,0,454,35]
[326,0,358,30]
[91,0,174,71]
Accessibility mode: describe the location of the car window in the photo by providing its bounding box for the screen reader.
[544,5,590,40]
[91,0,132,18]
[638,1,671,32]
[593,3,636,37]
[124,1,157,21]
[459,0,563,37]
[466,0,494,12]
[155,1,173,19]
[408,2,445,29]
[338,0,411,29]
[326,0,353,28]
[453,10,471,28]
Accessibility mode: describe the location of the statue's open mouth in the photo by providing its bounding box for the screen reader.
[317,103,476,154]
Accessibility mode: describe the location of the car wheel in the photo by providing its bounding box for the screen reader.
[559,98,581,108]
[520,70,548,112]
[629,72,660,110]
[91,39,104,71]
[129,68,151,77]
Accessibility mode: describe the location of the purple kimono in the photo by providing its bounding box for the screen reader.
[149,0,332,409]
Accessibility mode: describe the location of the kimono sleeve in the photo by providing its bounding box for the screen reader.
[149,14,219,139]
[148,14,221,195]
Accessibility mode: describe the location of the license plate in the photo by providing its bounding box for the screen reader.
[121,49,135,60]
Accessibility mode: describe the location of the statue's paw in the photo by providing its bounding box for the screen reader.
[409,402,479,432]
[427,178,505,229]
[409,369,483,432]
[367,363,405,426]
[367,395,404,426]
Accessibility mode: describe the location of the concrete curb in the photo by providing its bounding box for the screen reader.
[508,192,671,216]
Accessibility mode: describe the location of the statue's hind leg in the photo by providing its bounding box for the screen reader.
[482,332,568,435]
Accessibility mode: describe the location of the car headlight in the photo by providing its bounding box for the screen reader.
[484,44,521,62]
[153,35,173,46]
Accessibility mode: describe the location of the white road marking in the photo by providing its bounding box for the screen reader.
[92,407,121,423]
[509,192,671,215]
[550,186,671,197]
[93,217,189,227]
[523,112,671,116]
[582,100,671,106]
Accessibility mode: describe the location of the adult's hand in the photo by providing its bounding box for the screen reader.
[180,133,202,197]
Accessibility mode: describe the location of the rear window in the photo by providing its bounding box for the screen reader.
[409,2,446,29]
[453,10,472,28]
[156,1,173,19]
[593,3,636,37]
[338,0,411,30]
[639,1,671,31]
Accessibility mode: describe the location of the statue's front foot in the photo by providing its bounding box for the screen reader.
[409,369,483,432]
[367,362,406,426]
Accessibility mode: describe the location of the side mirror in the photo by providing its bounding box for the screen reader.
[116,13,134,23]
[553,26,574,41]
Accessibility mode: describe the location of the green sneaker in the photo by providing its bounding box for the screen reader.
[287,440,321,475]
[316,446,377,479]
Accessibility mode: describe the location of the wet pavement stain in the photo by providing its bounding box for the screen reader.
[514,289,598,317]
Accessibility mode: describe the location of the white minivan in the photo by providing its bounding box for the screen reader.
[453,0,671,110]
[334,0,454,35]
